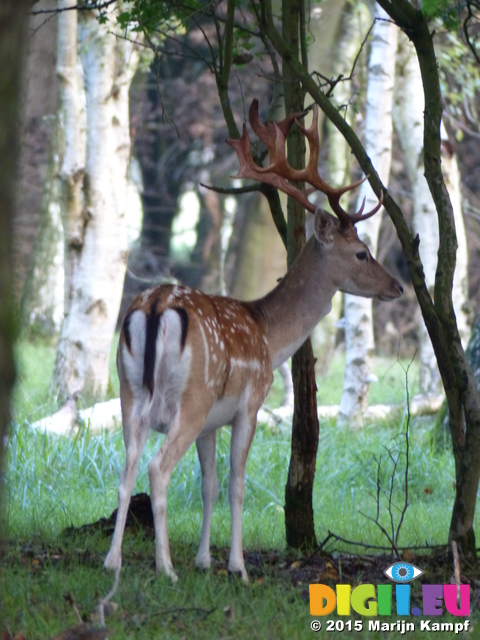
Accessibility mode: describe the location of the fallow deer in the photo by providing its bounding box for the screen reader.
[104,100,403,584]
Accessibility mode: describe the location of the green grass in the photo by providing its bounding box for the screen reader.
[1,339,477,639]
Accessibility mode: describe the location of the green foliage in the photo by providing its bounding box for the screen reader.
[419,0,480,123]
[421,0,463,27]
[114,0,259,77]
[116,0,206,30]
[437,31,480,125]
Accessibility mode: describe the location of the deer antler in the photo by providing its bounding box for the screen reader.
[227,99,383,227]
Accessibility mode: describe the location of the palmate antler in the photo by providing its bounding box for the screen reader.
[227,99,383,227]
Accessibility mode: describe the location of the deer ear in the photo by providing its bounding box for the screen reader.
[313,209,337,247]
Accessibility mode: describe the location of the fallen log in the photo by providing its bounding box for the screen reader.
[31,394,444,436]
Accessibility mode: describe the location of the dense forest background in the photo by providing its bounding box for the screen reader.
[15,0,480,350]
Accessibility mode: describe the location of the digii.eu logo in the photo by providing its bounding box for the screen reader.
[309,561,471,634]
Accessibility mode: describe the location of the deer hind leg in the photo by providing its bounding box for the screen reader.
[228,409,257,584]
[148,411,204,582]
[195,430,219,570]
[104,411,150,572]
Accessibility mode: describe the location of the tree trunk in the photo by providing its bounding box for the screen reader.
[282,0,318,549]
[441,124,470,348]
[325,0,367,189]
[376,0,480,565]
[189,177,223,292]
[20,119,64,337]
[394,34,470,395]
[230,193,286,300]
[338,5,398,428]
[18,2,63,336]
[285,341,319,547]
[309,0,351,374]
[315,4,368,376]
[56,0,86,313]
[394,32,440,393]
[0,0,30,544]
[307,0,346,142]
[136,66,187,274]
[52,7,140,400]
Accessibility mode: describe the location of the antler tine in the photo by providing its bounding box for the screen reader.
[248,99,277,151]
[249,99,307,151]
[226,125,316,214]
[349,188,384,223]
[293,107,379,226]
[228,100,383,225]
[249,103,363,225]
[227,125,258,177]
[325,175,384,225]
[323,175,368,226]
[294,104,321,177]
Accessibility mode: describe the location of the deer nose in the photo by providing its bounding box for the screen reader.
[394,279,404,296]
[380,278,403,300]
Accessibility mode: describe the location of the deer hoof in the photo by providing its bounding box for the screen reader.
[195,554,211,571]
[104,550,121,571]
[228,567,249,585]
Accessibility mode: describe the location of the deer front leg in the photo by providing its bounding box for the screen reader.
[104,420,149,571]
[228,410,257,584]
[148,415,201,582]
[195,430,219,570]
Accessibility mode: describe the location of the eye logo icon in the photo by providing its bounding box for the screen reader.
[384,562,424,583]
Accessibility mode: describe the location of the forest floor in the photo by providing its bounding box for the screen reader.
[3,492,479,640]
[3,342,480,639]
[66,491,477,590]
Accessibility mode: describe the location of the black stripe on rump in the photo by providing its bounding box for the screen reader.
[122,312,133,353]
[173,307,189,351]
[143,308,162,397]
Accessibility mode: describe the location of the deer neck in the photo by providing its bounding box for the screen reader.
[250,236,337,369]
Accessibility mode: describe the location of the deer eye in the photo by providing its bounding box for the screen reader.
[356,251,368,261]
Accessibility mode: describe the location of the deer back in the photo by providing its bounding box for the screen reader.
[118,285,274,432]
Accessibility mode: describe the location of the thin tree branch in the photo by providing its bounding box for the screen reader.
[212,0,240,139]
[322,531,448,553]
[464,2,480,67]
[30,0,116,15]
[200,182,262,196]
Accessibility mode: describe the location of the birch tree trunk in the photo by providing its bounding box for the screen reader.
[52,7,139,400]
[326,3,365,191]
[337,6,398,428]
[441,127,469,347]
[394,34,469,394]
[312,2,367,374]
[56,1,86,314]
[309,0,348,373]
[394,33,438,393]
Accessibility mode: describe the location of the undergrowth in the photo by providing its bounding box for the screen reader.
[1,339,478,639]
